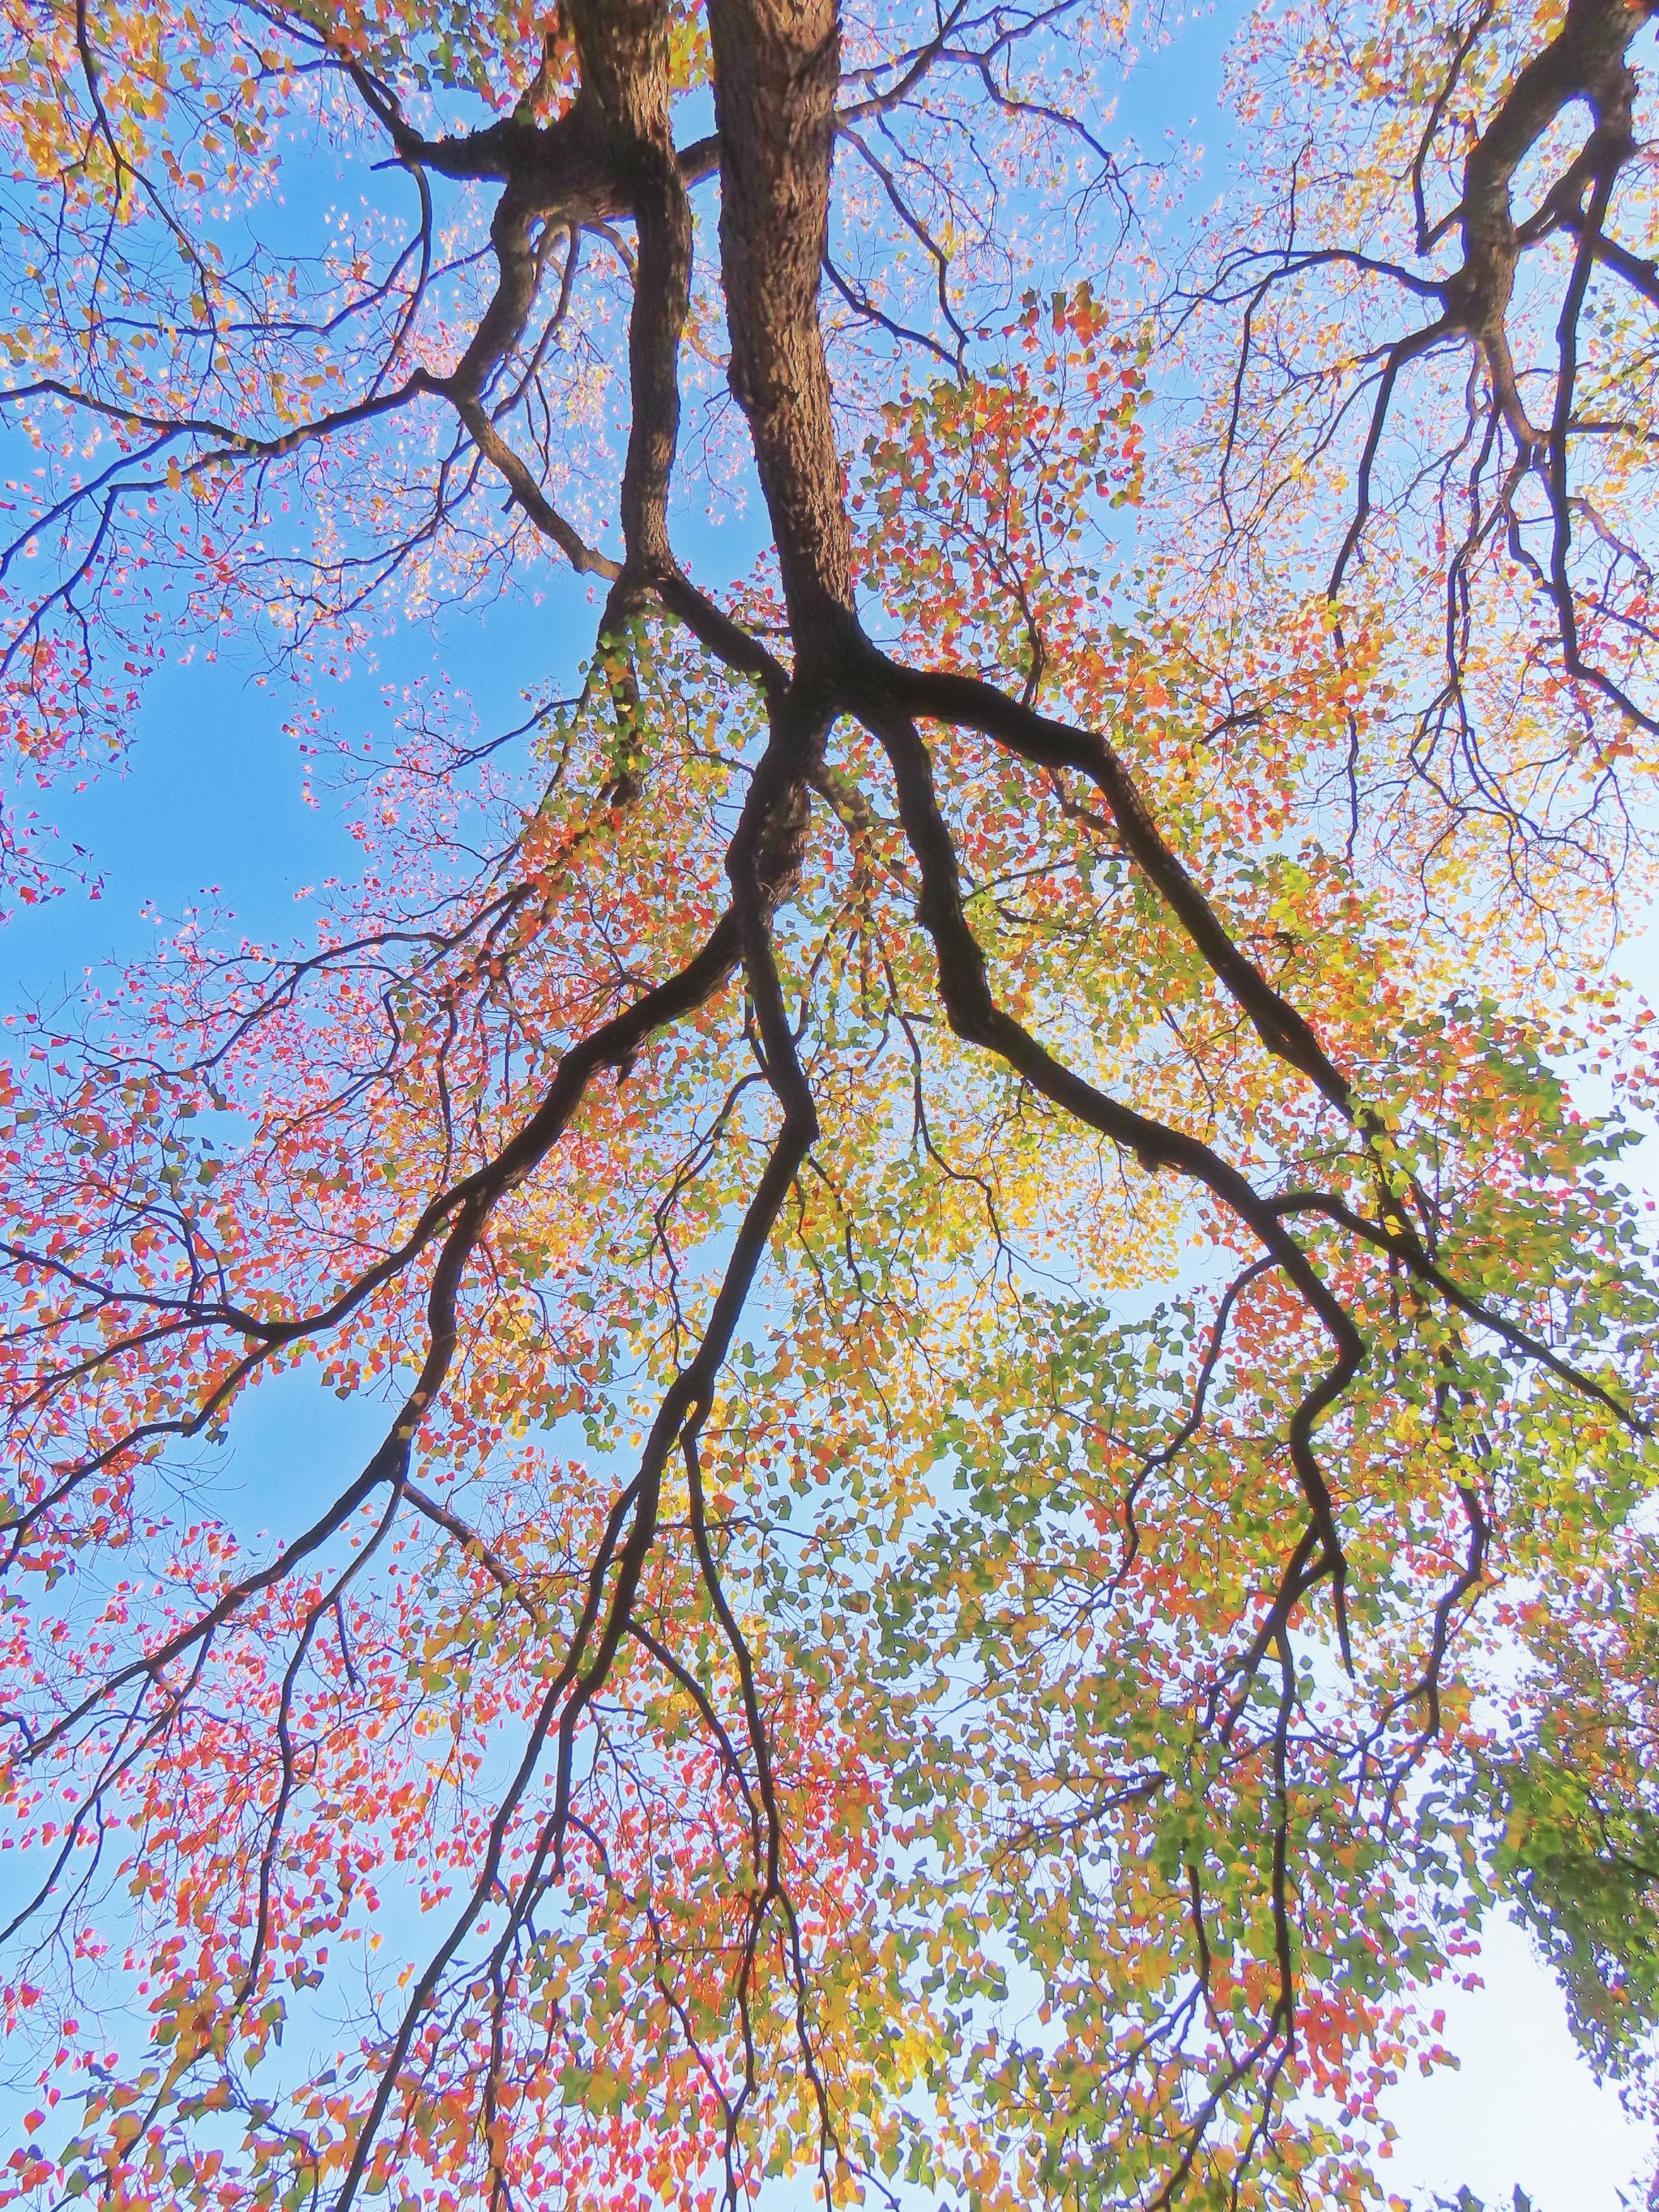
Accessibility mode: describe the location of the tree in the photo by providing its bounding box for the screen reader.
[0,0,1655,2203]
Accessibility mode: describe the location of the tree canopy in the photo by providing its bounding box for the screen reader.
[0,0,1657,2205]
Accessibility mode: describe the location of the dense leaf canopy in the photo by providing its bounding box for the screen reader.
[0,0,1657,2205]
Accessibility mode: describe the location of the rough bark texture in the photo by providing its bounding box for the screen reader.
[707,0,855,636]
[1449,0,1649,441]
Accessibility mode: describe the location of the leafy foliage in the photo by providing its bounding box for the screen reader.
[0,0,1655,2206]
